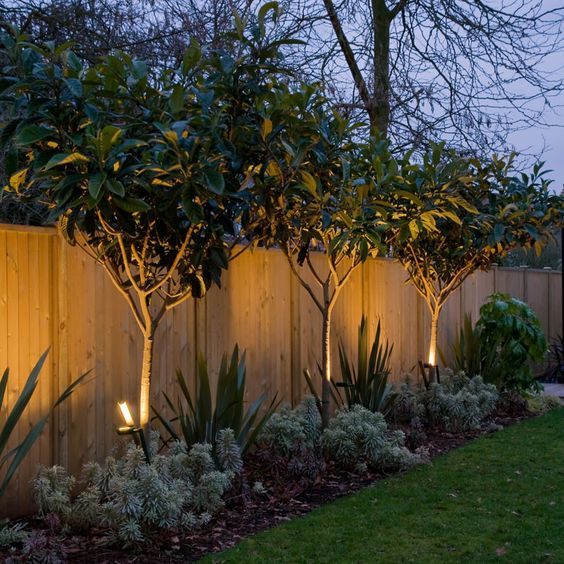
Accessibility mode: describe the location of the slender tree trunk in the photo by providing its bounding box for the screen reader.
[428,306,441,382]
[139,327,155,434]
[321,307,332,428]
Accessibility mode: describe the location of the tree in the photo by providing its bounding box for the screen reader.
[0,0,253,68]
[388,145,563,373]
[0,11,286,431]
[275,0,564,152]
[5,1,563,153]
[249,84,400,426]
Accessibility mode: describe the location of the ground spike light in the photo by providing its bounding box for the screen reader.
[116,401,150,462]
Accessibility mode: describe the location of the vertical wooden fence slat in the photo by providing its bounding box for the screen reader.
[548,272,563,342]
[0,223,561,516]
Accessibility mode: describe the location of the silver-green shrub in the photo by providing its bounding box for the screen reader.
[391,379,426,428]
[257,396,323,478]
[392,371,499,432]
[526,393,563,414]
[215,428,243,474]
[258,396,321,455]
[0,521,28,548]
[322,404,425,472]
[33,434,240,544]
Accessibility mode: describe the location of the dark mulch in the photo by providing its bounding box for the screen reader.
[3,406,533,564]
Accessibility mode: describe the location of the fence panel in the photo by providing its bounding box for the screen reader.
[0,224,561,516]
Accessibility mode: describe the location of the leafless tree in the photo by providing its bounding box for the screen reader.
[1,0,254,68]
[272,0,564,154]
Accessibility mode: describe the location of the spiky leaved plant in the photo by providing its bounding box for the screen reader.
[153,345,278,456]
[335,316,395,414]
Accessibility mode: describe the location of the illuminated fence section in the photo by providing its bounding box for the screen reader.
[0,223,561,515]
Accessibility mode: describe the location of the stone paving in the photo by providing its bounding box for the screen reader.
[542,383,564,397]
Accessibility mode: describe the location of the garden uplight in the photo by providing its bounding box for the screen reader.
[118,401,135,428]
[116,401,150,463]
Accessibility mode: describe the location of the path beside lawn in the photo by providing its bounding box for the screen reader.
[204,409,564,563]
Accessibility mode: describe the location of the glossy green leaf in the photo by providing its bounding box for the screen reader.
[43,152,89,170]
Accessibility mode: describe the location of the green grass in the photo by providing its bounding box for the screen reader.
[204,409,564,563]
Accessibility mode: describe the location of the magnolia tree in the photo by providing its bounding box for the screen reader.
[0,11,288,431]
[388,146,563,374]
[248,85,406,426]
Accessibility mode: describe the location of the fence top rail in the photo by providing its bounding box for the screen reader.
[0,222,56,235]
[0,224,560,275]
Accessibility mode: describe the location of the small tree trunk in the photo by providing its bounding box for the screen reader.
[139,328,155,434]
[428,307,441,383]
[321,308,332,428]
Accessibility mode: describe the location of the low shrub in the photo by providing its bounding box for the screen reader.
[496,390,529,418]
[392,371,499,432]
[390,379,427,429]
[257,397,324,479]
[0,521,28,548]
[33,434,240,545]
[426,373,498,432]
[526,394,563,414]
[322,405,426,473]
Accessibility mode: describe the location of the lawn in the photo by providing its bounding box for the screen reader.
[204,409,564,563]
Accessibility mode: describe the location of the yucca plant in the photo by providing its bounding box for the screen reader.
[452,313,484,376]
[153,345,279,455]
[333,317,396,415]
[0,349,88,498]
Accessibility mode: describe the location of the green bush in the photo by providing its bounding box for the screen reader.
[33,435,240,544]
[0,521,28,548]
[154,345,278,455]
[477,293,547,391]
[392,371,498,432]
[390,378,427,428]
[322,405,425,472]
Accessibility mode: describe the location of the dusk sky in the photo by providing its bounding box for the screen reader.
[507,0,564,193]
[509,109,564,193]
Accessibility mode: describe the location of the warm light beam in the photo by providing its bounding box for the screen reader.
[118,401,135,427]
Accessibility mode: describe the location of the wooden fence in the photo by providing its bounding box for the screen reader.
[0,223,562,515]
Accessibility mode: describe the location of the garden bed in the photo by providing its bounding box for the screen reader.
[2,405,533,563]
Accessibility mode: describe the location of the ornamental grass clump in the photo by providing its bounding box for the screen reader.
[321,404,425,473]
[33,434,240,545]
